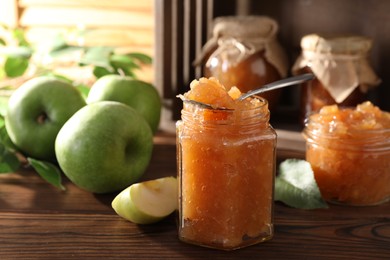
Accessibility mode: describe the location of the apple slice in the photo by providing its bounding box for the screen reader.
[112,176,178,224]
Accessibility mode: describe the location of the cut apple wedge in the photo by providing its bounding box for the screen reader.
[111,176,178,224]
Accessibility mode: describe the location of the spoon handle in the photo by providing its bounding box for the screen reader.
[238,73,315,101]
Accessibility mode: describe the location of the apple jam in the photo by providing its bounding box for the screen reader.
[293,34,380,121]
[201,16,288,110]
[176,78,276,250]
[303,102,390,206]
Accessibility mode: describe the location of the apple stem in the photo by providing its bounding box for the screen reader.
[117,68,126,77]
[36,113,48,124]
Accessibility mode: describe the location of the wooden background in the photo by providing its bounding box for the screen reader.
[154,0,390,132]
[0,0,154,55]
[0,0,155,83]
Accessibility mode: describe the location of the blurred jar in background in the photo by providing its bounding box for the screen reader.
[292,34,381,121]
[197,16,288,110]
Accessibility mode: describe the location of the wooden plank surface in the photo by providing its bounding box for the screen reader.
[25,27,154,49]
[0,134,389,259]
[0,0,19,27]
[19,7,154,29]
[19,0,154,11]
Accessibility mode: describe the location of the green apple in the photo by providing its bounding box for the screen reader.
[86,75,161,134]
[112,176,178,224]
[5,76,86,162]
[55,101,153,193]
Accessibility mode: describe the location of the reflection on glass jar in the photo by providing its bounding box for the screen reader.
[293,34,381,121]
[198,16,288,110]
[176,96,276,250]
[303,102,390,206]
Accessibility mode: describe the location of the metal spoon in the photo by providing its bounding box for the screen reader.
[238,73,315,101]
[181,73,315,109]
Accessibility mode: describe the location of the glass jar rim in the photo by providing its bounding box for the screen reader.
[303,113,390,152]
[303,106,390,132]
[181,96,270,126]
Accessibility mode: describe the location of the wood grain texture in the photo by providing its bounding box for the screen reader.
[0,135,389,259]
[19,7,154,28]
[19,0,154,11]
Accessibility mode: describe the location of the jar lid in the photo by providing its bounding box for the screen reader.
[292,34,381,103]
[301,34,372,55]
[196,15,288,77]
[212,16,278,39]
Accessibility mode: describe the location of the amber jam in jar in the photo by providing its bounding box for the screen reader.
[199,16,288,110]
[176,78,276,250]
[303,102,390,206]
[293,34,381,121]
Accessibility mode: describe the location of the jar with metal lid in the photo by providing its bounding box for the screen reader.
[303,101,390,206]
[176,78,276,250]
[198,16,288,110]
[292,34,381,121]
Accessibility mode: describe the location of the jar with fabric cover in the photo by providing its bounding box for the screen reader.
[198,16,288,110]
[292,34,381,120]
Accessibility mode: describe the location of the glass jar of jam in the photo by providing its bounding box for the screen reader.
[292,34,381,121]
[199,16,288,110]
[176,78,276,250]
[303,101,390,206]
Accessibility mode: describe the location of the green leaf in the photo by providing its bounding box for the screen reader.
[74,83,90,99]
[275,159,328,209]
[0,143,20,173]
[92,66,113,78]
[0,126,18,151]
[126,52,152,64]
[4,56,29,77]
[110,54,140,77]
[48,45,82,58]
[28,158,65,190]
[0,38,6,46]
[45,33,69,53]
[79,46,114,68]
[0,46,32,58]
[42,72,73,83]
[110,54,140,69]
[11,28,30,47]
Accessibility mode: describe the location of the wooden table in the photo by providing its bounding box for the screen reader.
[0,134,389,259]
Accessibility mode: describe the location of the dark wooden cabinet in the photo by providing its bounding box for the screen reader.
[155,0,390,131]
